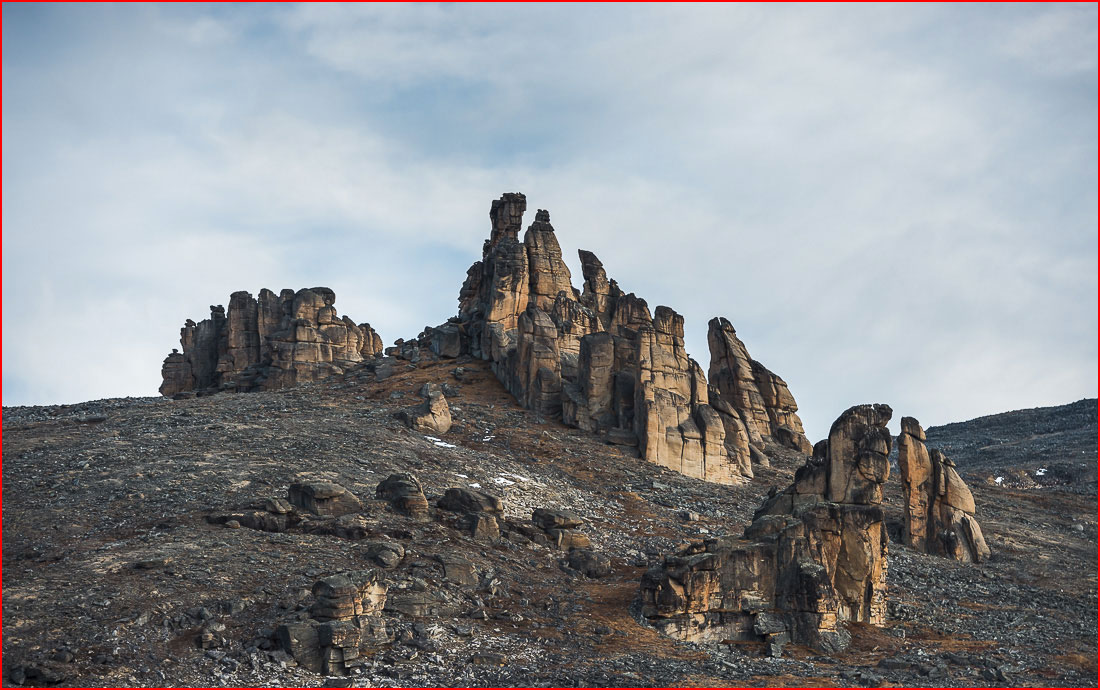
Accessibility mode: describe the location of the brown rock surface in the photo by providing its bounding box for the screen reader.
[420,193,806,485]
[160,287,380,397]
[707,317,812,460]
[640,403,893,654]
[899,417,991,562]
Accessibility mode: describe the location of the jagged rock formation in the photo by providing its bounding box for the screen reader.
[898,417,991,562]
[707,317,813,464]
[424,193,809,484]
[640,404,893,655]
[159,287,382,397]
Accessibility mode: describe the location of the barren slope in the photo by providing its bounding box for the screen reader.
[2,357,1096,687]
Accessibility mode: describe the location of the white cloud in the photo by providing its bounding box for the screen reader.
[2,4,1095,441]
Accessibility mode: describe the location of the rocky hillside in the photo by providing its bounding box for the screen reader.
[6,194,1096,688]
[3,355,1096,687]
[926,399,1097,492]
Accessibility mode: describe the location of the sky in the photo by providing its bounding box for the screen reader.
[3,3,1096,441]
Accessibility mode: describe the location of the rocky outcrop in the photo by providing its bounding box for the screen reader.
[634,308,731,483]
[707,317,813,470]
[277,571,389,675]
[424,193,809,485]
[640,404,893,655]
[398,385,453,434]
[898,417,991,562]
[375,473,430,523]
[160,287,381,397]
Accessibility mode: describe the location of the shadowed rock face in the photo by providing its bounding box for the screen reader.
[424,193,809,484]
[159,288,382,397]
[640,404,893,655]
[898,417,991,562]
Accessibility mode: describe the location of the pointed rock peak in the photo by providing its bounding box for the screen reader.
[709,315,736,334]
[534,209,551,223]
[488,192,527,247]
[578,249,604,272]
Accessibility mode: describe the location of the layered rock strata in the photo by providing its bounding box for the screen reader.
[425,193,808,483]
[640,404,893,654]
[160,287,381,397]
[897,417,991,562]
[276,571,389,675]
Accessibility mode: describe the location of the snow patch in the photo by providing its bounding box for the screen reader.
[491,477,516,486]
[995,476,1004,485]
[1035,468,1047,476]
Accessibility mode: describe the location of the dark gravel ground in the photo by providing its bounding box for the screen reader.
[2,357,1096,687]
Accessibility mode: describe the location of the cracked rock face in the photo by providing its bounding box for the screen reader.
[424,192,809,485]
[640,403,893,654]
[898,417,991,562]
[160,287,382,397]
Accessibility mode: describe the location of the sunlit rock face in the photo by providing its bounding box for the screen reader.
[425,193,810,485]
[640,404,893,655]
[898,416,991,563]
[160,287,381,397]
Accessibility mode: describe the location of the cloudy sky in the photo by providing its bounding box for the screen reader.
[3,3,1096,440]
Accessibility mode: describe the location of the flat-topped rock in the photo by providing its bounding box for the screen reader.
[160,287,382,396]
[287,481,362,517]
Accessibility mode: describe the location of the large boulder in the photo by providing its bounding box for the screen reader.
[287,481,362,517]
[400,389,453,435]
[375,473,430,522]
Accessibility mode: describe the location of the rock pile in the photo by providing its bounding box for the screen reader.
[898,417,991,562]
[640,404,893,655]
[276,571,389,675]
[421,193,810,483]
[159,287,382,397]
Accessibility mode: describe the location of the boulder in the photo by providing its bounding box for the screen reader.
[287,481,362,517]
[375,473,430,522]
[568,549,612,578]
[400,390,452,435]
[363,541,405,569]
[438,488,504,515]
